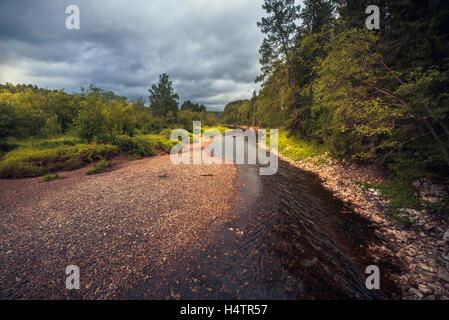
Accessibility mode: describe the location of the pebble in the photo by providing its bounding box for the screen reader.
[437,267,449,282]
[418,284,433,295]
[443,229,449,242]
[409,288,423,298]
[279,151,449,300]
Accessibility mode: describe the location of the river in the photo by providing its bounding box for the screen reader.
[123,132,403,299]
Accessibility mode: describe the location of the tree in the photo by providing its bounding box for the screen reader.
[181,100,207,112]
[300,0,335,33]
[250,90,257,127]
[148,73,179,118]
[257,0,305,135]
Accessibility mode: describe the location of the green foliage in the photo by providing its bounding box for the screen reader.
[72,95,137,143]
[86,159,110,175]
[181,100,206,112]
[224,0,449,189]
[256,0,301,81]
[113,134,176,159]
[300,0,335,33]
[148,73,179,118]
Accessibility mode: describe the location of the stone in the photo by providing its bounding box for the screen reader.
[443,229,449,242]
[437,267,449,282]
[409,287,424,298]
[397,249,407,258]
[417,263,437,273]
[419,271,436,282]
[418,284,433,295]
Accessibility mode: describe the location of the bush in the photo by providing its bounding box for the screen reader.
[113,135,156,158]
[40,173,60,182]
[113,134,176,158]
[87,159,110,175]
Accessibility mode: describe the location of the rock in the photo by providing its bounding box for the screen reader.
[425,295,436,300]
[409,287,424,298]
[417,263,437,273]
[437,267,449,282]
[443,229,449,242]
[419,271,436,282]
[418,284,433,295]
[396,249,407,258]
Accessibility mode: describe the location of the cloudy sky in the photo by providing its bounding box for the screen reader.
[0,0,303,111]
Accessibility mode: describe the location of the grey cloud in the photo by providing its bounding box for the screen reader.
[0,0,270,109]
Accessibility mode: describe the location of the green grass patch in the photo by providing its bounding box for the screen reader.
[203,126,228,135]
[39,173,60,182]
[377,179,420,209]
[267,131,328,161]
[384,207,413,228]
[353,178,420,227]
[86,159,110,175]
[0,142,118,178]
[353,180,377,189]
[0,134,175,179]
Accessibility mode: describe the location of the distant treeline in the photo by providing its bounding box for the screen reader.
[0,74,217,146]
[221,0,449,181]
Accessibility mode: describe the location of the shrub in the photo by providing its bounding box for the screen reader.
[86,159,110,175]
[40,173,60,182]
[113,134,176,158]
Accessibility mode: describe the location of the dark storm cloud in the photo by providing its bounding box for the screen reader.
[0,0,271,110]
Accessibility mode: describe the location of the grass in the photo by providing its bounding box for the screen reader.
[202,126,228,135]
[385,207,414,228]
[0,133,176,179]
[353,180,378,190]
[39,173,60,182]
[266,131,328,161]
[0,141,118,178]
[86,159,110,175]
[353,178,420,227]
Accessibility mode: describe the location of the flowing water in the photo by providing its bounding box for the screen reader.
[125,132,402,299]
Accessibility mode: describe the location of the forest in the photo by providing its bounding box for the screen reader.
[0,74,218,178]
[220,0,449,192]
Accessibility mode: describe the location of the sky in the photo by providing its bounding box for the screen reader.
[0,0,303,111]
